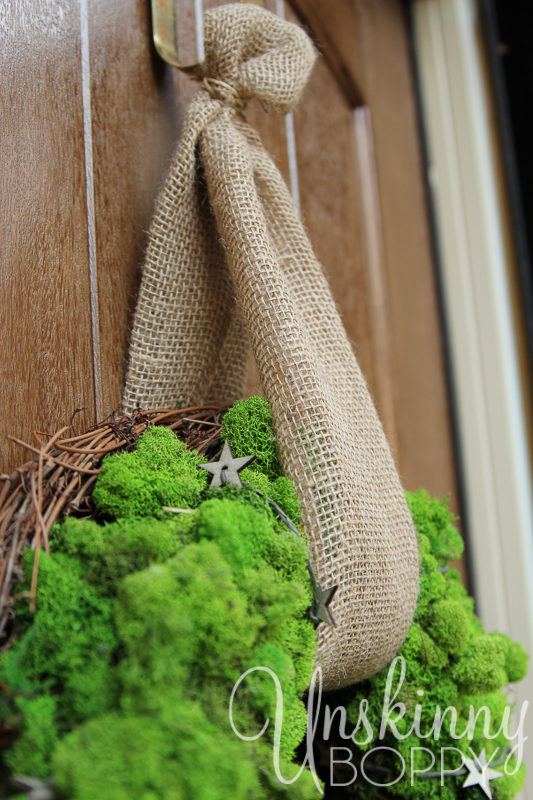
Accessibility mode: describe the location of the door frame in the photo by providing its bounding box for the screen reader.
[412,1,533,794]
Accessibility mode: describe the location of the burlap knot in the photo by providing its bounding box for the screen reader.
[123,2,419,689]
[201,78,246,111]
[198,4,315,113]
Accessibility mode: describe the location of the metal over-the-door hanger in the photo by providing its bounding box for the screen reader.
[151,0,265,70]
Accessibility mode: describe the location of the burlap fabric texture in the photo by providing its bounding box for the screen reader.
[123,3,419,689]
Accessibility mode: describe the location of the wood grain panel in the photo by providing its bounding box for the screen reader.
[352,0,459,505]
[288,0,364,106]
[353,105,398,451]
[88,0,183,417]
[0,0,95,474]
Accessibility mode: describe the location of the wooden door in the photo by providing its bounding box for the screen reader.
[0,0,460,524]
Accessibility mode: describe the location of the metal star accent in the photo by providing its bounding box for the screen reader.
[462,749,503,798]
[199,440,256,488]
[11,775,57,800]
[308,569,338,627]
[244,482,338,627]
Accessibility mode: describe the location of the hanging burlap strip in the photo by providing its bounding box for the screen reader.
[123,3,419,689]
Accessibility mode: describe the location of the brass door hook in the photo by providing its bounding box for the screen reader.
[150,0,199,72]
[151,0,265,71]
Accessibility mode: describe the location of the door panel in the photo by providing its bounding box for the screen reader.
[289,0,363,105]
[0,0,95,469]
[0,0,461,545]
[88,0,182,417]
[353,0,458,503]
[0,0,182,471]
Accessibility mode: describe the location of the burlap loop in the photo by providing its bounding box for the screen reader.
[200,4,315,114]
[123,3,419,689]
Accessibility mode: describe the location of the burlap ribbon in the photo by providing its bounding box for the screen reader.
[123,3,419,689]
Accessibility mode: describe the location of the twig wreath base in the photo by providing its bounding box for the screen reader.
[0,407,225,647]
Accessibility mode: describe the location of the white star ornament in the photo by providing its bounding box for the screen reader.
[462,749,503,799]
[199,440,256,487]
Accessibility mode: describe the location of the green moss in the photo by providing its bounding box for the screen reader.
[407,489,463,565]
[192,495,309,591]
[493,761,526,800]
[270,477,301,524]
[3,695,58,779]
[222,397,282,480]
[116,541,261,691]
[3,549,119,724]
[55,516,184,593]
[202,482,273,520]
[428,600,471,655]
[2,401,528,800]
[501,635,529,683]
[400,622,449,673]
[192,499,268,577]
[240,469,302,525]
[93,426,207,519]
[330,489,528,800]
[240,467,271,495]
[452,635,508,694]
[53,706,258,800]
[0,399,317,798]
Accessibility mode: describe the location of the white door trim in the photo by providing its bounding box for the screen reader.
[412,0,533,794]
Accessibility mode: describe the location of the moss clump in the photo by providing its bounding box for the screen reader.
[52,707,258,800]
[407,489,463,565]
[3,695,58,780]
[326,489,528,800]
[0,399,318,799]
[451,634,509,694]
[3,550,119,725]
[502,634,529,683]
[92,426,207,519]
[222,397,283,480]
[427,599,471,655]
[54,516,185,593]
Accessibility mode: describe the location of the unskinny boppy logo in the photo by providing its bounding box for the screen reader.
[229,656,528,798]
